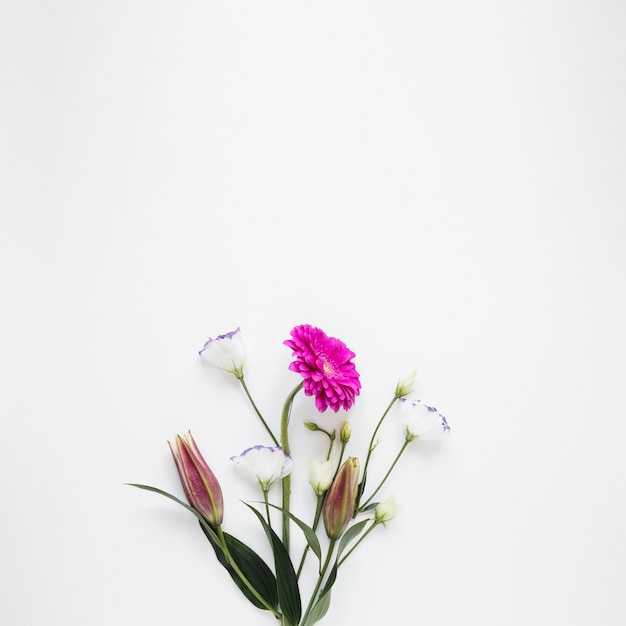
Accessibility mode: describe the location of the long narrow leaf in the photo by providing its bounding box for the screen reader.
[319,563,337,598]
[128,484,278,610]
[337,519,370,559]
[127,483,222,544]
[301,590,332,626]
[243,502,302,626]
[200,523,278,610]
[263,502,322,563]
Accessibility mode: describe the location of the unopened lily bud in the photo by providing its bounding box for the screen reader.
[374,495,401,525]
[323,457,360,540]
[169,432,224,528]
[395,369,417,398]
[340,420,351,443]
[304,421,319,431]
[308,459,334,496]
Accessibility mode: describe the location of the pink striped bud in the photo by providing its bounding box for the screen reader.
[323,457,360,540]
[168,432,224,528]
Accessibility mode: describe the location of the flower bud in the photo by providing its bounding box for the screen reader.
[323,457,360,540]
[340,420,351,444]
[374,495,401,525]
[169,432,224,528]
[308,459,334,496]
[395,369,417,398]
[303,421,319,432]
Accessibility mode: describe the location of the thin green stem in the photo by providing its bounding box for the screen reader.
[296,494,324,579]
[357,395,399,509]
[216,525,282,620]
[337,521,379,567]
[239,376,280,446]
[280,381,303,552]
[360,439,410,510]
[301,539,336,626]
[263,489,272,530]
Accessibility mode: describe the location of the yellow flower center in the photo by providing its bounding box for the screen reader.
[323,361,335,377]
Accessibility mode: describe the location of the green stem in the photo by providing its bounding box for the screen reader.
[263,489,272,530]
[281,381,303,552]
[337,521,379,567]
[216,525,282,620]
[360,439,410,510]
[296,494,324,579]
[301,539,336,625]
[357,395,399,509]
[239,376,280,446]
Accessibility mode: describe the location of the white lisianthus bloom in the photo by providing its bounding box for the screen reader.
[400,397,450,441]
[308,459,334,496]
[374,495,401,525]
[395,369,417,398]
[199,327,246,379]
[231,445,293,492]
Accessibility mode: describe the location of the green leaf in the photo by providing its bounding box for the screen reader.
[126,483,222,542]
[243,502,302,626]
[200,524,278,610]
[319,562,337,599]
[127,484,278,611]
[361,502,379,512]
[337,519,370,559]
[301,590,332,626]
[263,502,322,563]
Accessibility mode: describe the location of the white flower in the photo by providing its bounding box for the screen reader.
[199,327,246,378]
[400,397,450,441]
[374,495,401,525]
[308,459,334,496]
[231,445,293,492]
[395,369,417,398]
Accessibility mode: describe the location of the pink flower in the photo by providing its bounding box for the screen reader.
[284,324,361,413]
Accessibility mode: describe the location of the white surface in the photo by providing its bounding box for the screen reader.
[2,1,625,625]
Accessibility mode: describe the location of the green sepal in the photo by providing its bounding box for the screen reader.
[337,519,370,559]
[262,502,322,563]
[199,523,278,610]
[243,502,302,626]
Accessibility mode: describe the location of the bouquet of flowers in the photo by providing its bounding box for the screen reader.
[129,324,450,626]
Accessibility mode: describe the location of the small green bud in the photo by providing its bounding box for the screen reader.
[340,420,351,443]
[304,421,319,431]
[395,369,417,398]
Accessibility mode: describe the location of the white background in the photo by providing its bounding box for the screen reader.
[2,1,625,625]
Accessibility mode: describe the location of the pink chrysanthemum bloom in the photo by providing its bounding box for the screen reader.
[284,324,361,413]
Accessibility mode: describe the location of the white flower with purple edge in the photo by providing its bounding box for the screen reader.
[231,445,293,492]
[199,327,246,378]
[400,397,450,441]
